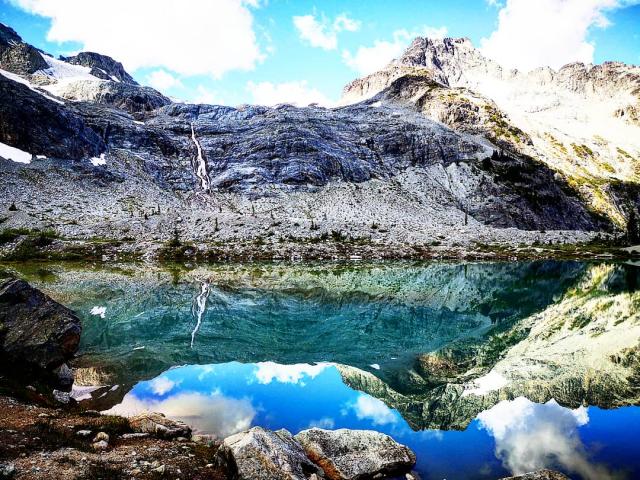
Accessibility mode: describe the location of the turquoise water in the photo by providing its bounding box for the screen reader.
[7,260,640,479]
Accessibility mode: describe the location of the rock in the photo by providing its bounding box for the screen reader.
[192,433,216,445]
[0,462,16,479]
[129,412,191,439]
[499,470,570,480]
[61,52,138,85]
[92,440,108,451]
[294,428,416,480]
[93,431,109,443]
[152,465,166,475]
[0,279,82,372]
[217,426,323,480]
[53,363,74,389]
[75,430,92,438]
[121,432,149,440]
[52,390,70,404]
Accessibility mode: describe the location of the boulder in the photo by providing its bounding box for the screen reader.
[218,427,323,480]
[500,470,570,480]
[129,412,191,439]
[294,428,415,480]
[0,279,81,372]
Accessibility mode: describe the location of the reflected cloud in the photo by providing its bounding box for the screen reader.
[308,417,335,429]
[90,306,106,318]
[148,376,179,395]
[348,394,398,426]
[253,362,332,385]
[477,397,619,480]
[105,391,256,438]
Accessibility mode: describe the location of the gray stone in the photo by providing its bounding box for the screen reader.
[75,430,92,438]
[0,279,82,372]
[92,440,108,451]
[294,428,416,480]
[218,426,323,480]
[129,412,191,439]
[0,462,16,479]
[93,431,109,443]
[499,470,570,480]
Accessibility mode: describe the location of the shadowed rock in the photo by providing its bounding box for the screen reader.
[0,278,81,373]
[129,412,191,440]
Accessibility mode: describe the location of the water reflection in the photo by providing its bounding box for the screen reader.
[100,362,638,480]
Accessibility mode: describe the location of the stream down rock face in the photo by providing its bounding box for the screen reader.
[0,278,81,372]
[294,428,416,480]
[218,427,324,480]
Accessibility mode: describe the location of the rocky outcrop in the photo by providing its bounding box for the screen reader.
[0,278,81,370]
[500,470,570,480]
[294,428,416,480]
[129,412,191,439]
[218,427,323,480]
[0,278,81,389]
[0,74,105,159]
[0,23,48,75]
[61,52,138,85]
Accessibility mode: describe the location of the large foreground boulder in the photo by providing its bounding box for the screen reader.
[294,428,416,480]
[0,278,81,372]
[218,427,323,480]
[500,470,570,480]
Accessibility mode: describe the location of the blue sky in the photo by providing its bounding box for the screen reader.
[1,0,639,106]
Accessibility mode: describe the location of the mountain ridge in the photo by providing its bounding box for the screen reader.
[0,23,638,260]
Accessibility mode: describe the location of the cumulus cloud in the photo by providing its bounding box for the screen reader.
[480,0,639,71]
[477,397,618,480]
[342,26,448,76]
[106,391,256,438]
[10,0,264,78]
[246,81,334,107]
[349,394,398,426]
[308,417,335,429]
[148,376,179,395]
[293,12,360,50]
[193,85,220,105]
[146,70,183,91]
[253,362,332,384]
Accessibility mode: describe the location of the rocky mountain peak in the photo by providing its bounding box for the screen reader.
[0,22,48,75]
[60,51,138,85]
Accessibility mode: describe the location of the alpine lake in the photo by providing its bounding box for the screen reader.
[3,260,640,480]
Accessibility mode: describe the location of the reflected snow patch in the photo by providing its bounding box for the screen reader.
[90,306,107,318]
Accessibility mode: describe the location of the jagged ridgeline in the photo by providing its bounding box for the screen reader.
[1,23,639,253]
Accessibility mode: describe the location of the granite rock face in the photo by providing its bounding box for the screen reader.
[218,427,324,480]
[294,428,416,480]
[0,23,48,75]
[0,278,81,371]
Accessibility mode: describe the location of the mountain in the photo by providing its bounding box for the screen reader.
[342,37,640,227]
[0,24,638,259]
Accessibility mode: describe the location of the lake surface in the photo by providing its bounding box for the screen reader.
[3,260,640,479]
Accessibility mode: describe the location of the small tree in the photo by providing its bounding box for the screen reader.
[8,202,17,211]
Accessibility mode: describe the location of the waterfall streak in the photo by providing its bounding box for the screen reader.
[190,123,211,192]
[190,282,211,348]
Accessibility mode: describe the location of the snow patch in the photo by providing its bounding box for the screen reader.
[0,68,65,104]
[90,306,107,318]
[463,370,509,396]
[0,141,32,164]
[90,154,106,166]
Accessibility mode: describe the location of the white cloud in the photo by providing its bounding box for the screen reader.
[253,362,332,384]
[148,376,178,395]
[477,397,616,480]
[146,69,183,91]
[11,0,264,78]
[293,12,360,50]
[349,394,397,426]
[480,0,639,71]
[106,391,256,438]
[246,80,334,106]
[308,417,335,429]
[343,26,448,76]
[193,85,220,105]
